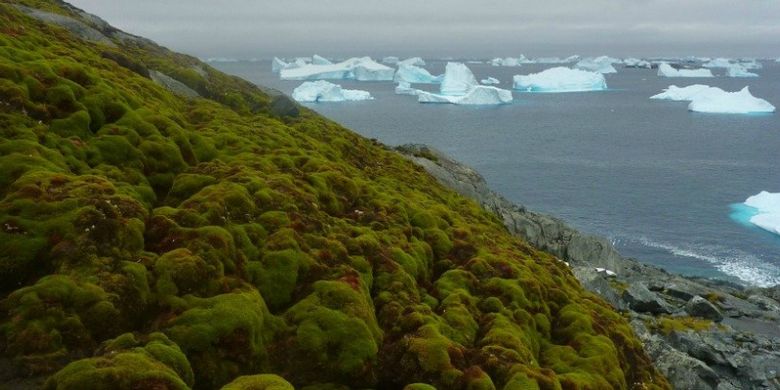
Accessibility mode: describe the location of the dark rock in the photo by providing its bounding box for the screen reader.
[686,296,723,322]
[270,95,300,118]
[623,282,673,314]
[13,5,116,47]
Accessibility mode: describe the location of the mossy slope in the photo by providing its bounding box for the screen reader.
[0,1,669,389]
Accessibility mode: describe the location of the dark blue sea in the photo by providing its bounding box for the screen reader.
[213,59,780,287]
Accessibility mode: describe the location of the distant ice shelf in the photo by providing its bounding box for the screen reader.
[512,67,607,92]
[292,80,373,102]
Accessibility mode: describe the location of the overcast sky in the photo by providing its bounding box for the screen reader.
[69,0,780,59]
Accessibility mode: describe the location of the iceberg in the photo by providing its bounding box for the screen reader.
[394,81,419,96]
[382,56,399,65]
[280,57,394,81]
[490,56,528,67]
[702,58,733,68]
[575,56,617,74]
[272,57,288,73]
[688,87,775,114]
[440,62,479,95]
[394,64,442,84]
[650,84,719,101]
[726,64,758,78]
[291,80,373,102]
[398,57,426,67]
[623,58,652,68]
[311,54,332,65]
[657,63,713,78]
[739,59,762,70]
[417,85,513,105]
[742,191,780,236]
[481,77,500,85]
[512,67,607,92]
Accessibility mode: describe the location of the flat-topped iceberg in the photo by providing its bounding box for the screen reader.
[726,64,758,78]
[311,54,332,65]
[398,57,426,67]
[440,62,479,95]
[292,80,373,102]
[742,191,780,236]
[512,67,607,92]
[481,77,500,85]
[394,64,442,84]
[395,81,418,96]
[650,84,719,101]
[417,85,513,105]
[688,87,775,114]
[657,63,713,78]
[280,57,394,81]
[575,57,617,74]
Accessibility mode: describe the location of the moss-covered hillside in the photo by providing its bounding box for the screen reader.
[0,1,669,389]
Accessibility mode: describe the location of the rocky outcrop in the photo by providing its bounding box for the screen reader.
[149,70,200,99]
[13,5,116,47]
[398,143,780,389]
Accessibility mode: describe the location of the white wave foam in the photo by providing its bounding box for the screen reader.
[635,237,780,287]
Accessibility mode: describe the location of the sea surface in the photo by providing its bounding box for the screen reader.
[213,59,780,287]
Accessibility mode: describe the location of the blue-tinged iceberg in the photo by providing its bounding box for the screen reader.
[650,84,719,101]
[311,54,332,65]
[398,57,426,67]
[481,77,500,85]
[688,87,775,114]
[395,81,419,96]
[726,64,758,78]
[394,64,442,84]
[417,86,513,105]
[280,57,394,81]
[512,67,607,92]
[292,80,373,102]
[575,56,618,74]
[440,62,479,95]
[657,63,713,78]
[741,191,780,236]
[739,59,762,70]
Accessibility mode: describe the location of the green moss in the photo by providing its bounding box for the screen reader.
[0,3,669,389]
[162,290,283,389]
[43,332,192,390]
[221,374,294,390]
[650,316,714,335]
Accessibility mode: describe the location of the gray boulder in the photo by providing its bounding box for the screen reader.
[686,296,723,322]
[623,282,673,314]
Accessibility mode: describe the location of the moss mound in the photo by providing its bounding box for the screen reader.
[0,2,669,389]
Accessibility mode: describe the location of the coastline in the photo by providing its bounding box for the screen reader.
[396,143,780,389]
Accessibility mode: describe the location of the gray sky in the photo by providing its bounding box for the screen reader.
[69,0,780,59]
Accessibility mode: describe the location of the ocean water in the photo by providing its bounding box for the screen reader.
[213,60,780,287]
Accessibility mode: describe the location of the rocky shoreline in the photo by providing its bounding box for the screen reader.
[397,144,780,390]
